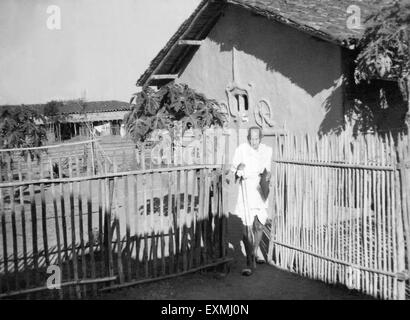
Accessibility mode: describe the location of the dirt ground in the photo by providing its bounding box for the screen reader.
[97,211,373,300]
[98,212,373,301]
[97,259,373,300]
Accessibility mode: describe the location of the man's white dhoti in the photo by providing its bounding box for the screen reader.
[231,143,272,227]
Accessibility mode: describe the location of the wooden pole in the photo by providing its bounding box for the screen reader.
[68,157,81,298]
[17,161,29,290]
[86,159,97,296]
[49,159,63,299]
[39,156,49,266]
[76,156,87,297]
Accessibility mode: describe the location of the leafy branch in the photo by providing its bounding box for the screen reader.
[124,83,226,144]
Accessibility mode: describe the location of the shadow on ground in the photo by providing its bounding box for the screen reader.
[97,213,373,300]
[96,262,372,300]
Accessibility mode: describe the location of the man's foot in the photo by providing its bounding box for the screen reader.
[256,258,265,264]
[241,268,253,276]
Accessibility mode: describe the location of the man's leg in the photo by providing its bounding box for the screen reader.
[253,216,265,263]
[243,224,255,269]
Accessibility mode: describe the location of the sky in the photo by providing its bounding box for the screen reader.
[0,0,201,105]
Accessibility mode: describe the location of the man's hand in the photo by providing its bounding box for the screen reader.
[237,163,246,171]
[266,171,271,182]
[235,163,246,182]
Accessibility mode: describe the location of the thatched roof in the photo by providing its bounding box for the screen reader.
[137,0,395,87]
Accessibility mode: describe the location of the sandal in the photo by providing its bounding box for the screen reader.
[241,268,253,276]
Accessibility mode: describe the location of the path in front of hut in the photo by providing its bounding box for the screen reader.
[96,260,373,300]
[97,212,372,300]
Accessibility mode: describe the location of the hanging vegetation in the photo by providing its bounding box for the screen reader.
[355,1,410,99]
[124,83,226,144]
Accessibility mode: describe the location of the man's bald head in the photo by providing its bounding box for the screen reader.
[247,126,263,140]
[247,126,263,150]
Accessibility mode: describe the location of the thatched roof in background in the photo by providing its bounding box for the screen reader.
[1,100,132,115]
[137,0,395,87]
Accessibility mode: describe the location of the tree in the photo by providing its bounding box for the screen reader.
[44,100,66,141]
[124,83,226,144]
[0,105,47,159]
[355,0,410,125]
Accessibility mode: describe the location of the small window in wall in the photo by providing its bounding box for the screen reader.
[234,93,249,112]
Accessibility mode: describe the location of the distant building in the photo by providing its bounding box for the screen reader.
[34,100,132,141]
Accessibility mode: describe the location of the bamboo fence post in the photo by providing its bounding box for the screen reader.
[202,168,210,266]
[201,133,209,265]
[112,158,124,284]
[276,136,283,267]
[58,158,69,263]
[375,136,383,298]
[182,169,189,271]
[49,159,63,299]
[318,135,325,281]
[168,170,174,274]
[267,136,277,265]
[308,135,315,278]
[196,169,204,267]
[86,158,97,296]
[398,136,410,299]
[58,157,72,297]
[323,135,329,282]
[39,156,50,266]
[159,172,166,276]
[189,167,197,269]
[211,170,218,259]
[353,138,360,289]
[123,172,132,282]
[75,156,87,296]
[17,161,29,289]
[174,170,181,272]
[375,134,382,295]
[394,139,406,300]
[363,137,371,294]
[90,140,96,175]
[133,174,141,279]
[104,160,115,284]
[305,135,310,277]
[382,135,391,299]
[97,175,105,277]
[27,156,39,286]
[142,172,149,278]
[0,160,9,292]
[6,156,18,291]
[389,134,396,299]
[371,135,378,296]
[68,157,81,299]
[151,171,158,277]
[221,132,230,259]
[385,136,392,298]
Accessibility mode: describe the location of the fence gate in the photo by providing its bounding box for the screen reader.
[267,133,410,300]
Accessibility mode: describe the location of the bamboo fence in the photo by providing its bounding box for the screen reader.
[268,132,410,300]
[0,130,230,299]
[0,139,102,182]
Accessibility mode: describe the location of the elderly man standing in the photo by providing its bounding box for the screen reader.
[231,126,273,276]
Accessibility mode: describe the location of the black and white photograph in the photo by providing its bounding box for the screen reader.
[0,0,410,303]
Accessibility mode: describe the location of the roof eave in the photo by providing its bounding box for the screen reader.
[136,0,215,87]
[136,0,361,87]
